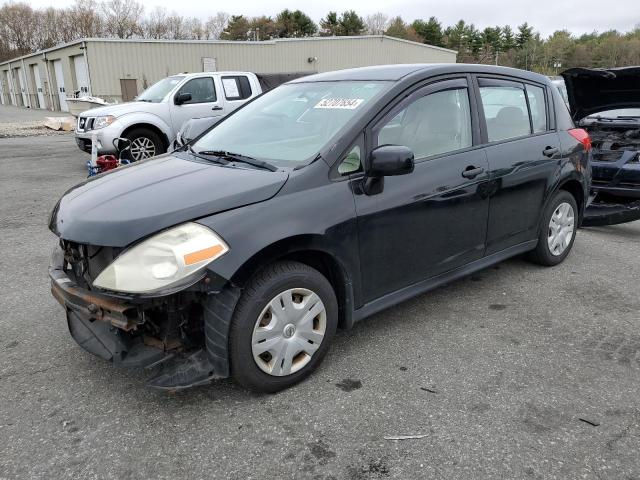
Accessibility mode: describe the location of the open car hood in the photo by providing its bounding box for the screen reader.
[561,67,640,120]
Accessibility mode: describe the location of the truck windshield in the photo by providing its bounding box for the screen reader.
[137,75,185,103]
[193,81,388,165]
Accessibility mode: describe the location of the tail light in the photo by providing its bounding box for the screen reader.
[568,128,592,152]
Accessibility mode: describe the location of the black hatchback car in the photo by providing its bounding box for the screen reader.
[50,64,591,392]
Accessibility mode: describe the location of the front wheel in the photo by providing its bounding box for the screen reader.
[123,128,164,161]
[528,190,578,266]
[229,261,338,393]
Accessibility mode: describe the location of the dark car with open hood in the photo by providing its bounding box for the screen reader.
[50,64,591,392]
[561,66,640,226]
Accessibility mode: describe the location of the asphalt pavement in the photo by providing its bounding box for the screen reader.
[1,134,639,479]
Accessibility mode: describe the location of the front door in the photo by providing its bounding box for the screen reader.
[119,79,137,102]
[169,76,224,135]
[475,77,561,254]
[353,78,491,302]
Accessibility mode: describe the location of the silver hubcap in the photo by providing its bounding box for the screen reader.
[547,202,575,256]
[251,288,326,377]
[129,137,156,160]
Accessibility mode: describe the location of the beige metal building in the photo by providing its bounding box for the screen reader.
[0,36,456,112]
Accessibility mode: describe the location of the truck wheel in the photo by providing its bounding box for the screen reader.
[229,261,338,393]
[124,128,164,161]
[528,190,578,266]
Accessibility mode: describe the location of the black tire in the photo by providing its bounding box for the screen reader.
[229,261,338,393]
[123,127,164,161]
[528,190,578,266]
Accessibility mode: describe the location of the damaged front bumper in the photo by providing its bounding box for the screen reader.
[49,245,240,390]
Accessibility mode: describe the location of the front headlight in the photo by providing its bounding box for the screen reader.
[92,115,116,130]
[93,223,228,294]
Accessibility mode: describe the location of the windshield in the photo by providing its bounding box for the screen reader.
[137,75,185,103]
[193,81,388,165]
[588,108,640,119]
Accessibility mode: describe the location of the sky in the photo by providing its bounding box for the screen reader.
[27,0,640,37]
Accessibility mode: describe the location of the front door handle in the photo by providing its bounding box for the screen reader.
[211,105,223,111]
[543,146,559,157]
[462,166,485,179]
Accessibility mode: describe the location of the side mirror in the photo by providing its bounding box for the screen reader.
[368,145,414,177]
[175,92,192,105]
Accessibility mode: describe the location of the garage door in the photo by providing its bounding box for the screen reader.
[31,64,45,109]
[6,71,16,106]
[53,60,68,112]
[73,55,90,96]
[16,67,29,107]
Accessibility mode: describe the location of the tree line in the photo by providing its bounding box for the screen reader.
[2,0,639,74]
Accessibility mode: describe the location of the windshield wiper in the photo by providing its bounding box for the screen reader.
[201,150,279,172]
[187,145,230,165]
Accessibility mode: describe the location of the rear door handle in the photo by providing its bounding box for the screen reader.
[211,105,223,111]
[543,146,559,157]
[462,166,485,179]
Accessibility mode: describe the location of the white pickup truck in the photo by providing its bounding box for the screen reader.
[74,71,305,161]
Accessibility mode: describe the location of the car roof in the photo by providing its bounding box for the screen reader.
[290,64,551,84]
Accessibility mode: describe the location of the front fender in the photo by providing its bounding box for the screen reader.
[115,111,173,140]
[198,171,362,307]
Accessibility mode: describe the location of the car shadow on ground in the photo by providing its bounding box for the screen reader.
[85,254,535,410]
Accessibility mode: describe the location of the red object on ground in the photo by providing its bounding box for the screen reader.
[96,155,119,172]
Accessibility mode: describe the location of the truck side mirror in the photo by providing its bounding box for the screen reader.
[175,93,192,105]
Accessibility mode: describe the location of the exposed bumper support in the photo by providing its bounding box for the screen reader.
[49,246,238,389]
[583,199,640,227]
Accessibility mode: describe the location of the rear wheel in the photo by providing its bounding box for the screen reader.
[229,261,338,393]
[124,128,164,161]
[528,190,578,266]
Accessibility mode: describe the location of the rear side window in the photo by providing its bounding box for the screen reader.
[177,77,216,104]
[376,88,473,159]
[222,76,252,100]
[526,84,547,133]
[479,84,530,142]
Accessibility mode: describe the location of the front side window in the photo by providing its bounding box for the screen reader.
[480,85,531,142]
[376,88,472,159]
[194,81,388,165]
[526,84,548,133]
[137,75,185,103]
[177,77,216,104]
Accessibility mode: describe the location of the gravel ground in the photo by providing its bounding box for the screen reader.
[0,105,72,138]
[0,135,639,479]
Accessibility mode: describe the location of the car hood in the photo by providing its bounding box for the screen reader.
[50,154,289,247]
[80,101,165,118]
[561,67,640,120]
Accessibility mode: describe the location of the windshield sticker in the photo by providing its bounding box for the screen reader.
[314,98,364,110]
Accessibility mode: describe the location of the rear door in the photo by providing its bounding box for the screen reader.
[352,77,491,302]
[169,76,222,134]
[475,76,560,254]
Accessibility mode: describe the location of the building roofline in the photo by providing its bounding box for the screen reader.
[1,35,456,67]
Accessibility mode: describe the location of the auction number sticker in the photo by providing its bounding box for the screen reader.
[314,98,364,109]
